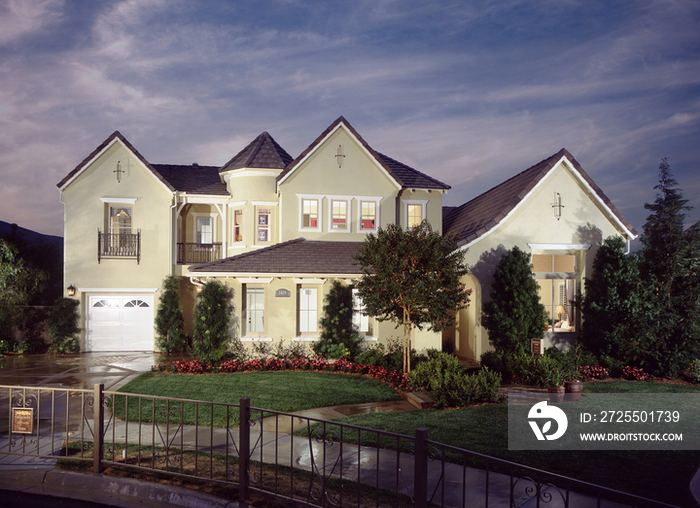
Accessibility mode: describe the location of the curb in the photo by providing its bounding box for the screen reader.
[0,467,240,508]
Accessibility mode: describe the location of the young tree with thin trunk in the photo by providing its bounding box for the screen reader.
[353,221,470,374]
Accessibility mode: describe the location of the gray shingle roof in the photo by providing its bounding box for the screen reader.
[189,238,363,275]
[443,148,638,246]
[277,116,450,191]
[220,131,293,172]
[152,164,227,195]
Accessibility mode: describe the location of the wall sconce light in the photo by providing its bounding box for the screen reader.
[335,145,345,168]
[114,161,124,183]
[551,192,564,220]
[67,285,77,297]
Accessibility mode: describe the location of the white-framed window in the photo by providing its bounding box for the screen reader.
[246,287,265,334]
[109,206,132,235]
[299,195,323,232]
[234,210,243,242]
[532,253,578,332]
[299,287,318,333]
[358,199,380,232]
[352,289,370,333]
[329,199,350,232]
[257,208,271,242]
[403,200,428,228]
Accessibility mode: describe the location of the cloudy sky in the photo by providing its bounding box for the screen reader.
[1,0,698,243]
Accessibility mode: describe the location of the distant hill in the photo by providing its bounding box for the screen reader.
[0,221,62,248]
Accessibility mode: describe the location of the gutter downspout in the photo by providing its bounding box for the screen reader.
[395,189,404,227]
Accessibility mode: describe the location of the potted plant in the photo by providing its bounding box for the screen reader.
[563,344,583,402]
[546,368,565,403]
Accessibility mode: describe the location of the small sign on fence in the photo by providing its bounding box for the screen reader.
[12,407,34,434]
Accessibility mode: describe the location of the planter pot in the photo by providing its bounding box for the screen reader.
[564,380,583,402]
[547,386,565,403]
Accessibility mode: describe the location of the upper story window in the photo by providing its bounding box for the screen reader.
[404,200,428,229]
[330,199,350,232]
[258,208,271,242]
[359,200,379,232]
[299,196,322,232]
[110,206,132,235]
[234,210,243,242]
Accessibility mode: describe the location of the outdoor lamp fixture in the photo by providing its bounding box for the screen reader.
[114,160,124,183]
[555,305,565,323]
[67,285,77,297]
[551,192,564,220]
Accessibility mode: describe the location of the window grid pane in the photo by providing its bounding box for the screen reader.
[303,199,318,228]
[407,204,422,228]
[332,201,347,230]
[360,202,376,230]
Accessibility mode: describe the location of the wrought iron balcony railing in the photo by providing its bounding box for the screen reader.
[98,229,140,264]
[177,242,222,264]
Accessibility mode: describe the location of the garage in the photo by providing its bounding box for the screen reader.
[87,295,155,352]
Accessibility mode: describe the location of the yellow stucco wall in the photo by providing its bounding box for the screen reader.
[457,159,634,362]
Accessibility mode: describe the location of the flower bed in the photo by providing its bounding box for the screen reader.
[153,357,414,391]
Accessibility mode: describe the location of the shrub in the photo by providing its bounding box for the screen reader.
[622,366,654,382]
[47,298,81,354]
[689,359,700,383]
[314,280,363,361]
[192,281,237,364]
[578,365,609,380]
[600,355,625,378]
[409,351,501,408]
[155,275,186,355]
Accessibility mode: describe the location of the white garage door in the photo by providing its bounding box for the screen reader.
[87,295,155,352]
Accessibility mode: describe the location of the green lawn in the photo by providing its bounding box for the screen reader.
[324,381,700,507]
[116,373,699,506]
[115,371,401,426]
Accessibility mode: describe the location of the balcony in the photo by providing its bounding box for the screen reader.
[98,230,141,264]
[177,243,222,264]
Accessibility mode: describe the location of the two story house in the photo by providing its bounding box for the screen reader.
[57,117,450,353]
[57,116,637,361]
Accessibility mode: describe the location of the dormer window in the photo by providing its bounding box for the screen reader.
[403,200,428,229]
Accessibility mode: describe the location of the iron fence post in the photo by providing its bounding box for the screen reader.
[93,383,104,474]
[239,397,250,503]
[414,427,428,508]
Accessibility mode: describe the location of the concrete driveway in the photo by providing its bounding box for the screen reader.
[0,352,173,391]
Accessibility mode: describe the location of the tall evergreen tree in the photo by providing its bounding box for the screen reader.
[155,275,186,355]
[579,236,643,359]
[637,159,700,376]
[354,221,470,373]
[483,246,548,355]
[313,280,363,360]
[192,280,235,364]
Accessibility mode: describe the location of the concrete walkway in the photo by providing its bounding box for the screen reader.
[0,353,689,507]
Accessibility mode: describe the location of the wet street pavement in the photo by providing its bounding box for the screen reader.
[0,352,176,391]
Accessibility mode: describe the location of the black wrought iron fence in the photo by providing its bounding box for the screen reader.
[0,384,680,508]
[177,242,222,264]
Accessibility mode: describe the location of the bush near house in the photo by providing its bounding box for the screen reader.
[155,275,187,355]
[192,281,242,364]
[482,246,548,356]
[47,298,81,354]
[409,350,502,408]
[313,280,363,360]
